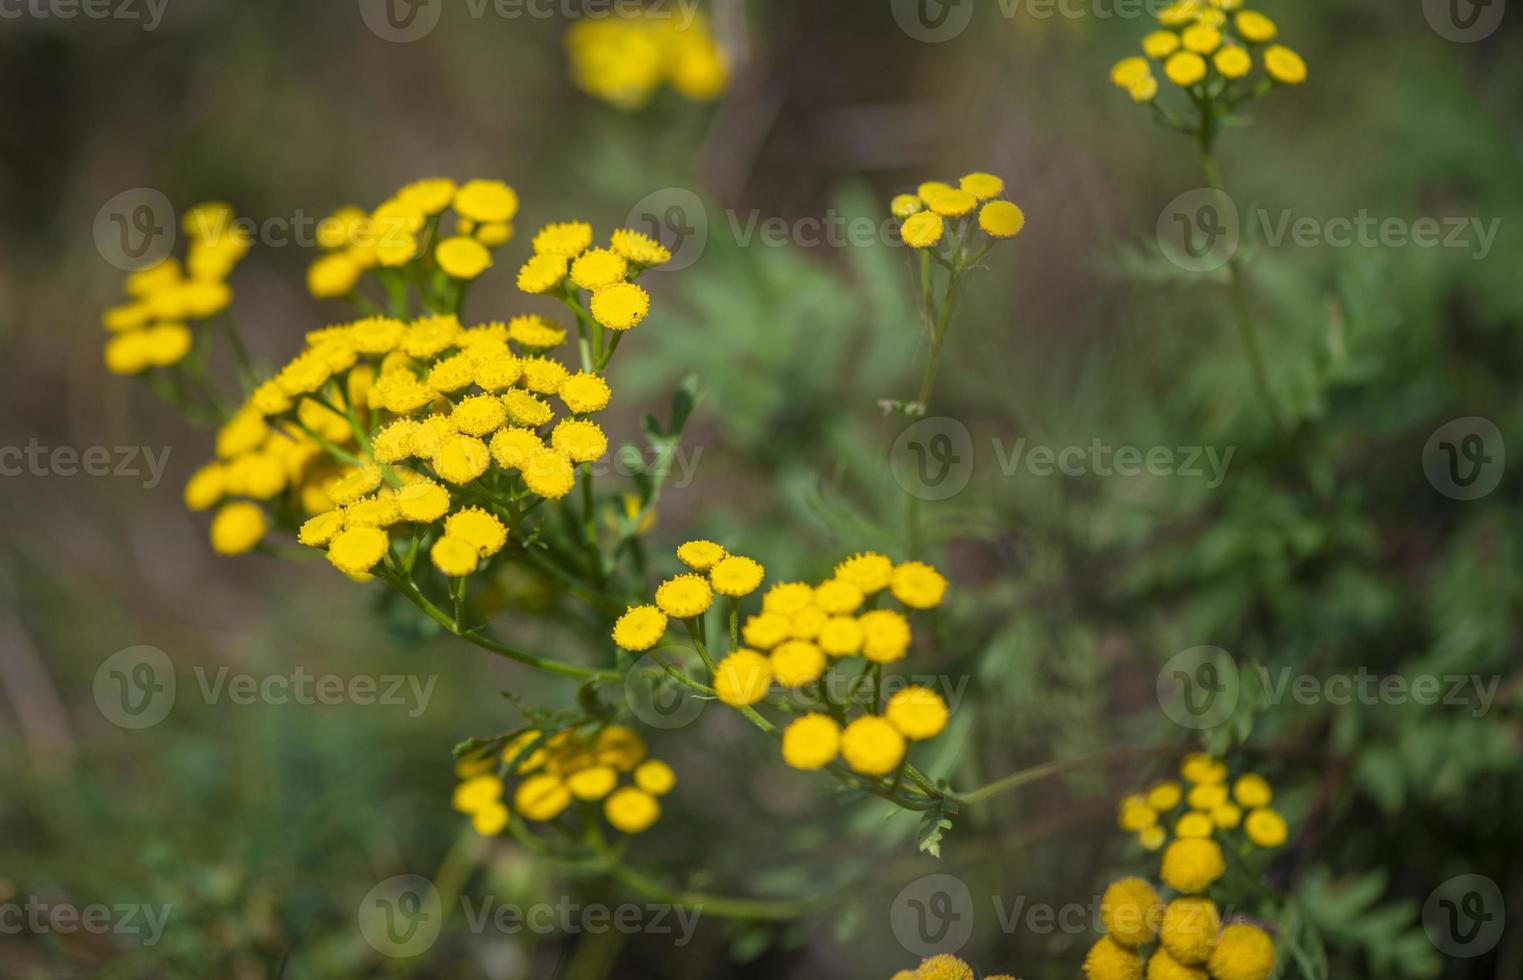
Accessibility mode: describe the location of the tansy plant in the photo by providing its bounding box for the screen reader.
[613,543,954,809]
[888,172,1025,414]
[1087,755,1294,980]
[564,8,729,110]
[101,176,1269,929]
[1110,0,1306,433]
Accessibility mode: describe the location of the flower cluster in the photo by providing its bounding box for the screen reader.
[892,172,1025,252]
[890,954,1016,980]
[1116,754,1288,855]
[101,202,248,375]
[565,10,729,110]
[613,546,952,778]
[452,725,675,837]
[1110,1,1305,108]
[306,177,520,301]
[1084,755,1284,980]
[168,178,675,572]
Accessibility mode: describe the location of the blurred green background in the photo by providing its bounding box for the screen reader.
[1,0,1520,977]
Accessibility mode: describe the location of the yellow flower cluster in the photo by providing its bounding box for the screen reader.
[613,546,952,778]
[1085,755,1285,980]
[565,10,729,110]
[101,202,248,375]
[889,954,1016,980]
[1117,754,1288,856]
[517,220,666,333]
[307,177,520,299]
[452,725,675,836]
[892,172,1025,250]
[1110,1,1305,103]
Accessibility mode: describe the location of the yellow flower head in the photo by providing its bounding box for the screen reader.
[1143,30,1181,58]
[610,228,672,266]
[859,609,912,662]
[570,247,630,291]
[430,536,480,577]
[533,221,594,256]
[612,605,668,651]
[1147,780,1183,810]
[1214,46,1252,78]
[634,759,676,795]
[890,560,947,609]
[454,179,519,223]
[710,555,765,597]
[1160,897,1220,966]
[514,774,571,821]
[980,200,1027,237]
[1208,924,1275,980]
[522,447,576,499]
[517,253,568,294]
[327,526,389,575]
[781,713,841,770]
[917,955,975,980]
[885,686,949,740]
[1263,45,1306,84]
[508,314,568,349]
[436,236,493,279]
[590,282,651,330]
[1160,838,1225,894]
[444,506,508,557]
[1234,10,1276,42]
[604,787,661,833]
[1101,877,1163,948]
[890,194,924,219]
[1147,948,1209,980]
[840,715,906,776]
[1181,24,1221,53]
[677,539,727,570]
[1176,811,1214,839]
[835,552,894,592]
[1244,807,1287,847]
[1111,55,1152,87]
[713,650,772,706]
[551,419,608,463]
[1165,51,1208,86]
[1083,935,1143,980]
[901,211,944,249]
[210,502,267,556]
[813,578,864,615]
[959,172,1005,200]
[1233,773,1272,808]
[741,611,790,650]
[769,640,825,687]
[655,573,714,618]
